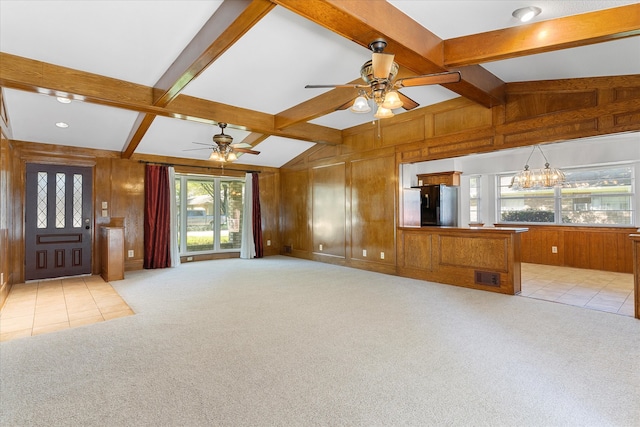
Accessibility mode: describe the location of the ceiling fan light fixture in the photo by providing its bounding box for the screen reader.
[227,151,237,162]
[381,91,403,109]
[350,95,371,113]
[374,105,394,119]
[512,6,541,22]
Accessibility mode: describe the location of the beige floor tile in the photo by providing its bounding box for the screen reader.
[32,322,69,336]
[0,275,132,342]
[69,315,104,328]
[102,308,134,320]
[0,315,35,333]
[33,310,69,327]
[67,308,103,321]
[0,329,33,341]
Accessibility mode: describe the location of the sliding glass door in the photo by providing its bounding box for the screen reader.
[175,174,244,254]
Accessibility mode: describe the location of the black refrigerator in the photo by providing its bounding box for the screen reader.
[412,184,458,226]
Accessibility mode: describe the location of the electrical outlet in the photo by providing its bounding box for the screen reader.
[187,256,193,261]
[267,240,271,246]
[319,244,323,251]
[362,249,367,257]
[380,252,384,260]
[128,250,134,258]
[552,246,558,253]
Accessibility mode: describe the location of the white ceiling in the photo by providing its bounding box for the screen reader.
[1,0,639,168]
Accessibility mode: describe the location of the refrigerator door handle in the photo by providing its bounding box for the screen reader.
[424,194,429,209]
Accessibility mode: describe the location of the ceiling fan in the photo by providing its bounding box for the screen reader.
[187,123,260,162]
[305,39,461,118]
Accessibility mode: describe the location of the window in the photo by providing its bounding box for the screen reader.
[175,174,245,254]
[469,175,481,223]
[498,164,634,226]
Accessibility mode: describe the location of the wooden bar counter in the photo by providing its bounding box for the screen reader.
[629,233,640,319]
[397,226,528,295]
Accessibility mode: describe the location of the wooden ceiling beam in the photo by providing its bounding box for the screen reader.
[272,0,505,108]
[0,52,342,145]
[274,78,362,130]
[444,4,640,68]
[121,0,276,158]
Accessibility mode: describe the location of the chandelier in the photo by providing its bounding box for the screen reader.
[510,145,566,190]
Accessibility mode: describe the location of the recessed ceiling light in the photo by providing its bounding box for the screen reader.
[512,6,541,23]
[55,122,69,128]
[56,97,71,104]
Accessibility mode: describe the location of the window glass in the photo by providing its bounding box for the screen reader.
[469,175,481,223]
[176,175,244,254]
[498,165,634,226]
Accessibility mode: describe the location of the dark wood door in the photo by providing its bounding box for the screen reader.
[25,164,93,280]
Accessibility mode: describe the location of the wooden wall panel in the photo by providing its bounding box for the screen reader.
[401,233,432,270]
[505,91,597,122]
[350,155,396,264]
[110,159,145,271]
[434,103,492,135]
[258,172,280,257]
[280,169,311,255]
[514,225,635,273]
[312,163,346,258]
[439,235,508,272]
[381,117,425,146]
[0,129,12,308]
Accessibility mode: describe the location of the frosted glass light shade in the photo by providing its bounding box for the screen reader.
[374,105,394,119]
[349,96,371,113]
[382,91,402,109]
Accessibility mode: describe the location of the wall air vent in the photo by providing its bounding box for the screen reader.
[475,270,500,287]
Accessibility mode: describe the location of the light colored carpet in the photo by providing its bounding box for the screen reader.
[1,256,639,426]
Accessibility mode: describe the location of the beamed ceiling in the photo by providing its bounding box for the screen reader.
[1,0,639,168]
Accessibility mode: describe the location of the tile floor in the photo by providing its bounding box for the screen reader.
[521,263,635,317]
[0,275,133,342]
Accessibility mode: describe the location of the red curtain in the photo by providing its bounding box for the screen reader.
[144,165,171,269]
[252,173,264,258]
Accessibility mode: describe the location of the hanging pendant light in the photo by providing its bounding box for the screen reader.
[510,145,565,190]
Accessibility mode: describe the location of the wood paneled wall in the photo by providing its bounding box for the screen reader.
[280,74,640,275]
[511,225,635,273]
[4,141,281,284]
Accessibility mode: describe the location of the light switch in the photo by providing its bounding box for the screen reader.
[101,201,108,209]
[101,209,108,217]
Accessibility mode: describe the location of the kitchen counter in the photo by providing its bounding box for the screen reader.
[397,226,528,294]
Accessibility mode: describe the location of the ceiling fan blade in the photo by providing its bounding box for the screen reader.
[397,91,419,110]
[234,147,260,155]
[305,84,364,89]
[372,52,395,79]
[183,146,211,151]
[231,142,252,148]
[395,71,461,88]
[191,141,214,146]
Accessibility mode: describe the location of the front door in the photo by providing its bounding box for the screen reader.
[25,163,93,280]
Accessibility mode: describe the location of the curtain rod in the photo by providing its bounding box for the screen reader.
[138,160,260,174]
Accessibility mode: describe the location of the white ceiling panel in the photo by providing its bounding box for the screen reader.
[483,37,640,82]
[137,116,251,161]
[389,1,639,39]
[230,136,316,169]
[181,5,371,114]
[0,0,222,85]
[3,89,138,151]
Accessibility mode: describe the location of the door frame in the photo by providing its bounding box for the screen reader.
[19,155,97,282]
